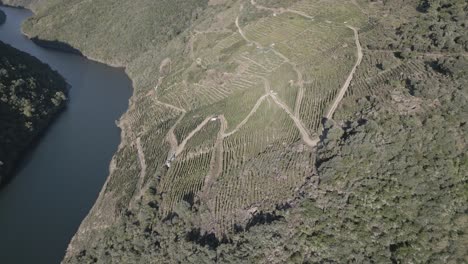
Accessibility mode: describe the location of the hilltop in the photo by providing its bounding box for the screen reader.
[3,0,467,262]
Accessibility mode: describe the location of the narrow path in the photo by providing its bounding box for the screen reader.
[175,115,214,156]
[235,6,257,46]
[131,137,148,207]
[202,115,227,199]
[285,9,315,20]
[265,78,317,147]
[270,93,318,147]
[158,9,362,165]
[351,0,369,15]
[166,112,186,155]
[264,42,307,113]
[154,96,186,113]
[250,0,315,20]
[237,4,306,120]
[135,3,364,207]
[223,93,269,138]
[325,26,363,119]
[136,7,365,209]
[128,59,190,199]
[188,32,197,61]
[152,56,263,166]
[250,0,280,13]
[235,7,317,147]
[135,137,147,182]
[293,65,304,117]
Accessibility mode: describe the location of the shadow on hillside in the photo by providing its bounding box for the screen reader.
[30,37,83,56]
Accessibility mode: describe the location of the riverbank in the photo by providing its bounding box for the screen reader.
[0,40,68,187]
[0,2,126,68]
[21,27,126,69]
[0,6,132,264]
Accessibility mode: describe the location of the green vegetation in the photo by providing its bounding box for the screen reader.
[311,59,467,263]
[0,41,67,185]
[397,0,467,53]
[22,0,209,66]
[7,0,465,262]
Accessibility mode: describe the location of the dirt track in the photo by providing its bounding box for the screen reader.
[155,9,363,170]
[175,115,214,156]
[130,137,148,207]
[270,93,319,147]
[325,26,363,119]
[223,93,269,137]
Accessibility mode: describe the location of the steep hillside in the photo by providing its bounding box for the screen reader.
[0,0,43,9]
[0,41,67,185]
[9,0,467,262]
[20,0,209,66]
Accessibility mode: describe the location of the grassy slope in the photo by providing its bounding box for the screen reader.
[21,0,208,66]
[0,41,67,185]
[10,0,467,262]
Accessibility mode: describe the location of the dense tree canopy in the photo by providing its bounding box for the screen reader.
[0,41,67,184]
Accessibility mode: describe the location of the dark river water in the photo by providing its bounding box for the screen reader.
[0,6,132,264]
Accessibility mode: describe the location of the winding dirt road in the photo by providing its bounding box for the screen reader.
[201,115,227,199]
[234,8,317,147]
[132,4,365,207]
[250,0,314,20]
[325,26,363,119]
[175,115,214,156]
[166,112,186,155]
[130,137,148,207]
[223,93,269,137]
[154,8,363,177]
[270,93,319,147]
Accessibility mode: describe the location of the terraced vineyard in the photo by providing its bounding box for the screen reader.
[13,0,461,262]
[202,99,311,233]
[103,0,369,236]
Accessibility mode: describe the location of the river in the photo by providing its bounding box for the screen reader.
[0,6,132,264]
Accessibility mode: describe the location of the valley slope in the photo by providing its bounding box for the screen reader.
[4,0,467,263]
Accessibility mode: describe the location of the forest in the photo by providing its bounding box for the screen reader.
[0,41,67,185]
